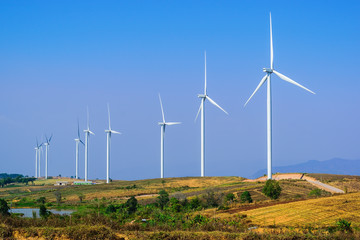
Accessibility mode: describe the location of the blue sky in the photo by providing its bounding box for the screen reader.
[0,1,359,179]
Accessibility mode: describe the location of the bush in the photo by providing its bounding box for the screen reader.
[39,204,50,219]
[225,193,235,203]
[189,197,202,210]
[240,191,253,203]
[336,219,352,232]
[157,190,169,210]
[309,188,328,197]
[169,197,182,213]
[262,179,281,200]
[78,194,84,203]
[203,190,222,208]
[125,196,138,214]
[0,199,10,216]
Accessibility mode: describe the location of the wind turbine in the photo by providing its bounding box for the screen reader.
[195,51,228,177]
[74,120,84,179]
[158,94,181,179]
[244,13,315,180]
[105,104,121,184]
[34,139,41,178]
[44,134,53,179]
[84,107,95,182]
[37,141,43,178]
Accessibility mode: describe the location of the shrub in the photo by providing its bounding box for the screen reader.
[0,199,10,216]
[189,197,202,210]
[106,204,117,214]
[125,196,138,214]
[337,219,352,232]
[39,204,50,219]
[225,193,235,203]
[240,191,253,203]
[262,179,281,200]
[203,190,222,208]
[157,190,169,210]
[169,197,182,213]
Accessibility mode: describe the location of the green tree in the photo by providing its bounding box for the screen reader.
[39,204,50,218]
[240,191,253,203]
[225,193,235,203]
[262,179,282,200]
[189,197,202,210]
[169,197,182,212]
[0,199,10,216]
[125,196,138,214]
[157,190,169,209]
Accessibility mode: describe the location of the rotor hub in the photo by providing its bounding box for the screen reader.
[263,68,273,73]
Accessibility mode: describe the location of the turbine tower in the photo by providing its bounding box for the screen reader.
[158,94,181,179]
[84,107,95,182]
[38,141,43,178]
[34,139,41,178]
[74,120,84,179]
[44,134,53,179]
[195,51,228,177]
[105,104,121,184]
[244,13,315,180]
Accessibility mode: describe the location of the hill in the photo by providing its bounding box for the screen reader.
[251,158,360,179]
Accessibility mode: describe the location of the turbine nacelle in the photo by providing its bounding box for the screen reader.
[263,68,273,73]
[197,94,206,98]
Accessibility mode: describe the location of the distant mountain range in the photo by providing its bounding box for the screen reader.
[251,158,360,179]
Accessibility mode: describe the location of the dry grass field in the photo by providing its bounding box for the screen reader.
[214,192,360,228]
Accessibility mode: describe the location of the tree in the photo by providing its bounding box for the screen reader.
[203,190,222,207]
[169,197,182,212]
[39,204,50,218]
[225,193,235,203]
[189,197,202,210]
[54,191,62,205]
[157,190,169,209]
[240,191,253,203]
[0,199,10,217]
[125,196,138,214]
[262,180,282,200]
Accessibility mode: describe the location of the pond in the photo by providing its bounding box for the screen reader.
[10,208,74,218]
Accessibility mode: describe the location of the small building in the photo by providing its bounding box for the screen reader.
[54,181,69,186]
[73,181,94,185]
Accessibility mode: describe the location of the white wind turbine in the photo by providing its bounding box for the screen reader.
[37,140,43,178]
[74,120,84,179]
[158,94,181,179]
[34,139,42,178]
[195,51,228,177]
[84,108,95,182]
[44,134,53,179]
[105,104,121,184]
[244,13,315,180]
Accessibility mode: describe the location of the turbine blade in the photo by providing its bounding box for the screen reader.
[273,70,315,94]
[270,12,273,69]
[158,93,165,123]
[195,101,203,122]
[204,51,207,95]
[49,134,53,143]
[77,118,81,139]
[206,96,228,115]
[87,106,90,130]
[89,130,95,135]
[110,130,121,134]
[80,140,85,145]
[166,122,181,126]
[244,74,268,106]
[107,103,111,130]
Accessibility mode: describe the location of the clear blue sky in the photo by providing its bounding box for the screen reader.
[1,1,359,179]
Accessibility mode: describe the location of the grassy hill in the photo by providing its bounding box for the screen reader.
[1,174,360,239]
